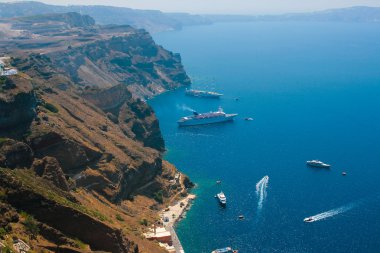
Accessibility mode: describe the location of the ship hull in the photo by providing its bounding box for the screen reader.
[178,115,236,127]
[186,93,222,98]
[307,163,330,168]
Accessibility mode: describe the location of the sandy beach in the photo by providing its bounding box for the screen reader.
[144,193,196,252]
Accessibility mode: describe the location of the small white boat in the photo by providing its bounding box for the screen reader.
[244,117,253,121]
[304,217,315,223]
[217,191,227,205]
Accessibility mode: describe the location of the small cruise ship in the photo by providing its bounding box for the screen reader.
[211,247,238,253]
[177,107,238,127]
[216,191,227,205]
[306,160,331,168]
[185,89,223,98]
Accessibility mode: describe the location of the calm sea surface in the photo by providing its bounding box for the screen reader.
[150,22,380,253]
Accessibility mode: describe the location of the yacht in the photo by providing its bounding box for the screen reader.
[304,217,315,223]
[216,191,227,205]
[211,247,238,253]
[306,160,331,168]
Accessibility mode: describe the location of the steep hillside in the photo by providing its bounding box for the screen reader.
[0,13,192,253]
[0,12,191,98]
[0,1,212,33]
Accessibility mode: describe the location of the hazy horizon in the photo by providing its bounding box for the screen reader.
[1,0,380,14]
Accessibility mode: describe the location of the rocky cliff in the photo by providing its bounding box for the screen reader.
[0,13,191,98]
[0,1,212,33]
[0,13,192,253]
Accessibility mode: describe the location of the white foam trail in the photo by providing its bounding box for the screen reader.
[256,175,269,209]
[307,203,355,222]
[176,104,195,112]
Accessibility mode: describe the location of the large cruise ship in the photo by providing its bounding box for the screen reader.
[178,107,238,127]
[306,160,331,168]
[185,89,223,98]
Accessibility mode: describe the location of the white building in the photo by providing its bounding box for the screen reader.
[0,57,18,76]
[0,60,4,76]
[12,239,30,253]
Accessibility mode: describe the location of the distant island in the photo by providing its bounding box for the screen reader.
[0,2,379,33]
[206,6,380,23]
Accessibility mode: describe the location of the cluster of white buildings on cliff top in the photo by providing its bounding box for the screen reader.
[0,57,18,76]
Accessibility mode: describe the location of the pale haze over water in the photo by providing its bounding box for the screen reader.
[2,0,380,14]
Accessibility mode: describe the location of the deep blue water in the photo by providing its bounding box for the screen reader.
[150,22,380,253]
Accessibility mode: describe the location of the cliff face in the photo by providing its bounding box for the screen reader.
[0,1,212,33]
[0,169,137,253]
[49,29,191,98]
[0,13,192,253]
[0,75,36,131]
[1,13,191,98]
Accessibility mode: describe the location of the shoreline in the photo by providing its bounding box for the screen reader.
[144,193,196,253]
[162,193,196,253]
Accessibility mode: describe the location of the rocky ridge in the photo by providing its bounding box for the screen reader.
[0,12,192,253]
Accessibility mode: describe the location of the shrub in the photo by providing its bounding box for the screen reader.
[3,245,12,253]
[23,214,39,239]
[116,214,124,222]
[139,218,148,226]
[0,137,8,144]
[43,102,59,113]
[73,238,87,249]
[0,227,7,238]
[153,190,163,204]
[0,188,6,200]
[19,211,29,219]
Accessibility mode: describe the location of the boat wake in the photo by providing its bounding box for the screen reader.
[177,104,195,112]
[306,203,355,222]
[256,175,269,209]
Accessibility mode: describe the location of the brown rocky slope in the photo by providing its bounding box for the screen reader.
[0,13,192,253]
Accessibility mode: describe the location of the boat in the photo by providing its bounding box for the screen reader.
[245,117,253,121]
[185,89,223,98]
[304,217,315,223]
[216,180,221,184]
[238,215,245,220]
[211,247,238,253]
[342,172,347,176]
[306,160,331,168]
[177,107,238,127]
[216,191,227,205]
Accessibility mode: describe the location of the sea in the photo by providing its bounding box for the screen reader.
[150,22,380,253]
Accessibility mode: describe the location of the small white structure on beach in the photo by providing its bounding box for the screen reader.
[144,226,172,244]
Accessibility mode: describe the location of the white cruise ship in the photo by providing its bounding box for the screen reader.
[306,160,331,168]
[177,107,237,127]
[211,247,238,253]
[185,89,223,98]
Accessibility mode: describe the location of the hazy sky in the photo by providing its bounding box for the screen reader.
[4,0,380,14]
